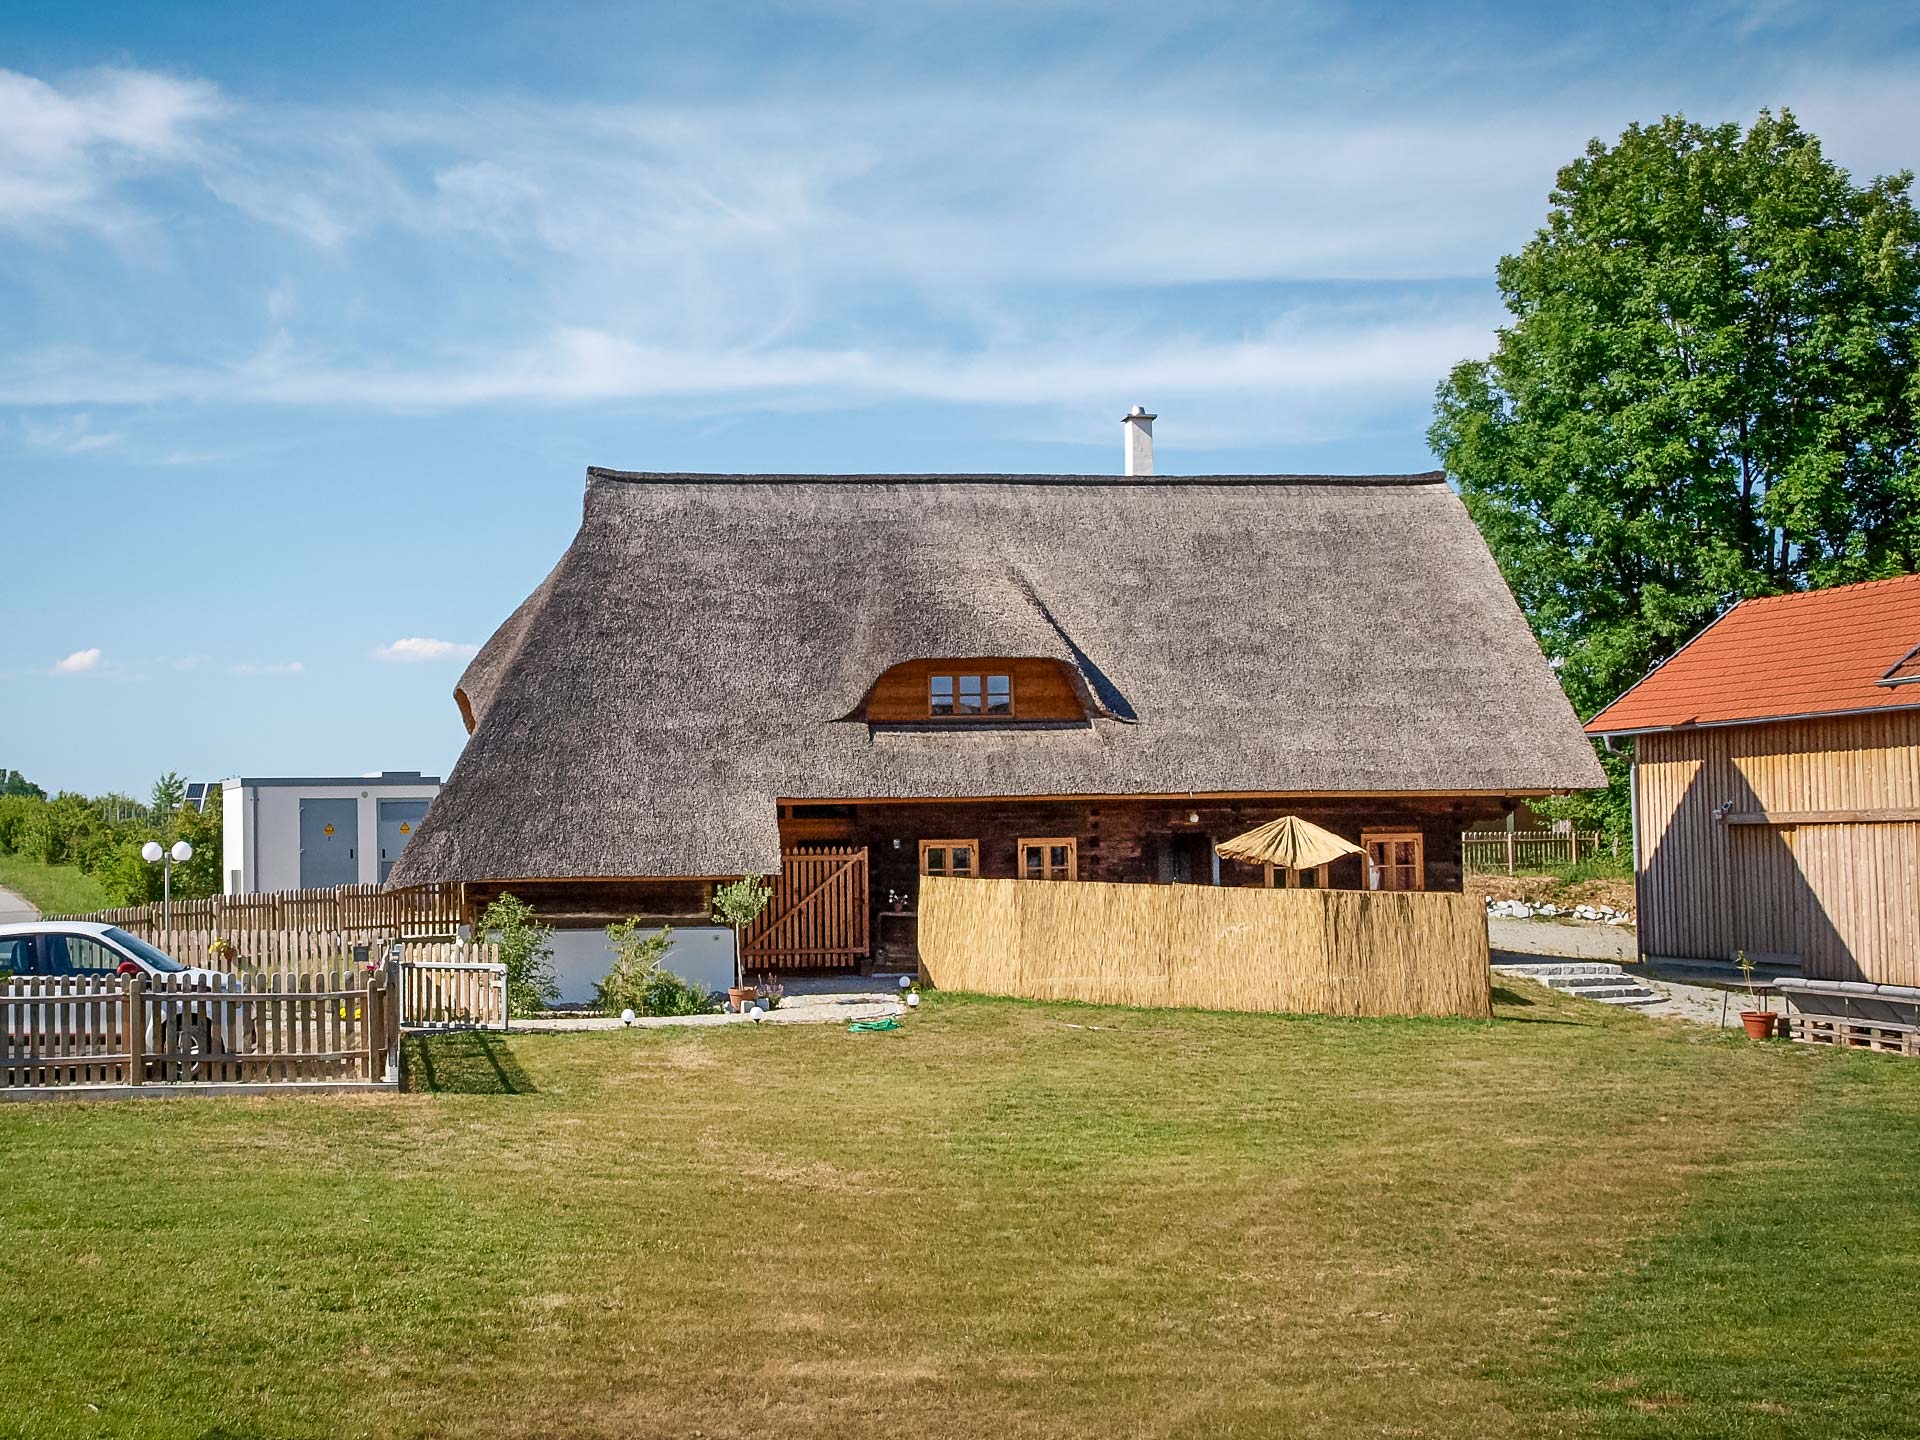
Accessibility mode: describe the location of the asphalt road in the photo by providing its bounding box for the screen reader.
[0,886,38,925]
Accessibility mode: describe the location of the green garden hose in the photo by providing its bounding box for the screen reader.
[847,1017,901,1033]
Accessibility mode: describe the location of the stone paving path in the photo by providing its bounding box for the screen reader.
[510,972,912,1031]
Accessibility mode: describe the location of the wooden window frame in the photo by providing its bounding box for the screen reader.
[1361,830,1425,892]
[927,671,1015,720]
[919,838,981,878]
[1017,836,1078,881]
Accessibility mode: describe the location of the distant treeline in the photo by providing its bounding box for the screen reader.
[0,769,221,905]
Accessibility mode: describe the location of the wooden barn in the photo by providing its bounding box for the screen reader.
[390,452,1600,976]
[1588,574,1920,986]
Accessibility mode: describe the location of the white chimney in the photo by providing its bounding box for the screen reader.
[1122,405,1156,476]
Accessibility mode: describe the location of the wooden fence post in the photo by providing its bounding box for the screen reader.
[383,956,403,1084]
[364,971,382,1084]
[1505,829,1516,876]
[1569,829,1580,865]
[125,976,146,1086]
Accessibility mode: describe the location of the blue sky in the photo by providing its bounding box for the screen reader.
[4,0,1917,796]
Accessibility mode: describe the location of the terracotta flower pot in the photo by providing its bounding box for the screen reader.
[1740,1011,1776,1040]
[726,986,756,1013]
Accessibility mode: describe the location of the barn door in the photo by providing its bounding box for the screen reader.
[741,847,871,972]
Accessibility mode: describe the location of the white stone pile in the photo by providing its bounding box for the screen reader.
[1484,897,1633,926]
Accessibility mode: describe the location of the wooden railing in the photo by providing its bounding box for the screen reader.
[1461,830,1611,875]
[1,969,399,1092]
[49,882,465,938]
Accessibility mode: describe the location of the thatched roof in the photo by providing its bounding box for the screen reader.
[391,469,1602,883]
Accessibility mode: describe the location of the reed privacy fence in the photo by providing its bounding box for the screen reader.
[1461,830,1611,875]
[50,882,465,938]
[1,969,400,1095]
[918,876,1492,1018]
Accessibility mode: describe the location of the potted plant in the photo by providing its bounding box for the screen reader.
[755,973,784,1012]
[712,876,774,1011]
[1734,950,1774,1039]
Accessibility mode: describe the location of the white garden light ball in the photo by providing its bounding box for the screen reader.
[906,992,920,1009]
[620,1008,636,1027]
[170,839,194,864]
[897,975,913,990]
[141,841,164,864]
[749,1005,765,1021]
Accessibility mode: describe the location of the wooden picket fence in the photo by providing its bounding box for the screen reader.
[95,930,506,1028]
[50,882,465,938]
[125,928,396,976]
[395,943,507,1029]
[1,969,399,1093]
[1461,829,1611,875]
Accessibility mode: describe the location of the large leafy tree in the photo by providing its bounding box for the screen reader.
[1433,110,1920,729]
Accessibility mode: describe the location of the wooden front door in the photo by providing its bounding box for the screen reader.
[741,847,871,972]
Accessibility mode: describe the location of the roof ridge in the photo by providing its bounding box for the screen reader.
[1741,573,1920,605]
[584,467,1447,488]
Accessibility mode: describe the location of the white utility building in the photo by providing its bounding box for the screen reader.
[222,772,442,893]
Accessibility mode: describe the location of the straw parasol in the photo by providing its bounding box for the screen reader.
[1215,815,1365,887]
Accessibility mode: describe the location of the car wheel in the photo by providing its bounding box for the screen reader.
[166,1017,211,1080]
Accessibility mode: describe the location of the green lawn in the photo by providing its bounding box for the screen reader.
[0,852,111,916]
[2,988,1916,1439]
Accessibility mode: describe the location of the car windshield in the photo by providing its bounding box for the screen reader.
[104,928,188,973]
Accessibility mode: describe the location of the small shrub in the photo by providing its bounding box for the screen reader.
[596,919,715,1016]
[637,967,713,1017]
[477,892,559,1017]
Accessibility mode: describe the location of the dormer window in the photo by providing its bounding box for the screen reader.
[930,671,1012,718]
[847,658,1089,725]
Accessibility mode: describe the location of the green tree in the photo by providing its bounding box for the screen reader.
[149,771,187,819]
[1432,110,1920,833]
[0,770,46,800]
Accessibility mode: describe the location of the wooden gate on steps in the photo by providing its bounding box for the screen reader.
[741,847,870,972]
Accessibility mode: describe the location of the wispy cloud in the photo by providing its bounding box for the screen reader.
[0,48,1916,448]
[0,66,223,233]
[373,637,479,663]
[20,412,117,454]
[230,660,305,676]
[53,647,102,674]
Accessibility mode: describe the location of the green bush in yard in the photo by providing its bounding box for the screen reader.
[476,892,559,1016]
[595,919,714,1016]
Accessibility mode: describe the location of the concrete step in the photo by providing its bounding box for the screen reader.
[1494,961,1625,980]
[1493,960,1665,1007]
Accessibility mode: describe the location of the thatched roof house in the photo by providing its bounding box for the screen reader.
[392,462,1598,967]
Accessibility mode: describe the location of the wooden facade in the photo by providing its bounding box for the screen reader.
[855,657,1089,723]
[786,792,1505,969]
[459,793,1508,974]
[1633,709,1920,984]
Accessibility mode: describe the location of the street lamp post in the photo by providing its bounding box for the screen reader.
[141,839,194,931]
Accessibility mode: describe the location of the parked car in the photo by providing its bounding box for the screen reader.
[0,921,243,1072]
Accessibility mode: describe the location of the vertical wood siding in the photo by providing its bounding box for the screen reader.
[1635,711,1920,983]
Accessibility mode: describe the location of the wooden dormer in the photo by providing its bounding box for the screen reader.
[852,657,1092,724]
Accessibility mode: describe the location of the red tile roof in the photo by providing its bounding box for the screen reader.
[1586,574,1920,735]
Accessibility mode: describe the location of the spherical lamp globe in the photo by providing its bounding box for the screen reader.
[906,992,921,1009]
[169,840,194,864]
[620,1008,636,1027]
[897,974,912,990]
[140,841,164,864]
